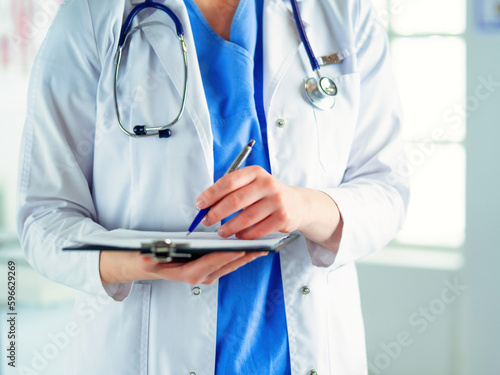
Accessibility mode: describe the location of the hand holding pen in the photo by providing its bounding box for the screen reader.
[187,140,256,235]
[191,141,308,241]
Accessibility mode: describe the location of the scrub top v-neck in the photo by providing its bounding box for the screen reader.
[184,0,291,373]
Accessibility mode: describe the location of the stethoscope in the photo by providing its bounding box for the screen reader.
[114,0,338,138]
[289,0,338,111]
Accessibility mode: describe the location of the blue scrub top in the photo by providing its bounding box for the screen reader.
[184,0,291,373]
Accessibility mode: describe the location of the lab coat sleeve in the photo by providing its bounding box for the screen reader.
[16,0,131,301]
[307,0,410,269]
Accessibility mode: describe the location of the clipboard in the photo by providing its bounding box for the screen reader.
[63,231,300,263]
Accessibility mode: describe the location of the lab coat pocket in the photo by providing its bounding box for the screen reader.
[313,73,360,184]
[65,283,152,375]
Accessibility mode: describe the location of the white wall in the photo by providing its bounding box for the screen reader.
[357,249,464,375]
[461,0,500,373]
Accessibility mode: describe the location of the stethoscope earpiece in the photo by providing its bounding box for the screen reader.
[304,76,337,111]
[159,129,172,138]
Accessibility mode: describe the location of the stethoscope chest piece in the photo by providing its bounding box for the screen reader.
[304,76,337,111]
[289,0,339,111]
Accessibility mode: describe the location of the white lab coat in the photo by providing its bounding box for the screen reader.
[17,0,408,373]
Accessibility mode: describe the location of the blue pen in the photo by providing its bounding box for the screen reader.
[186,140,255,236]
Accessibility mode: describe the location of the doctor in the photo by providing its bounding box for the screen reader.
[17,0,408,373]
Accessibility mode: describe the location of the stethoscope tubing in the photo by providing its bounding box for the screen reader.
[119,0,184,47]
[114,0,337,138]
[113,2,189,137]
[289,0,320,75]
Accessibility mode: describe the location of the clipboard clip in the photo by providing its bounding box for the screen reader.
[140,239,192,263]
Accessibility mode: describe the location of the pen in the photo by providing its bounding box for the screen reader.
[186,139,255,236]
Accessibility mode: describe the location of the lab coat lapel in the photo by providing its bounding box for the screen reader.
[263,0,310,113]
[136,0,214,174]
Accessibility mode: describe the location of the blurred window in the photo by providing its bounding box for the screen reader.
[373,0,467,249]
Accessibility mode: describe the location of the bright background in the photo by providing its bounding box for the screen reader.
[0,0,499,373]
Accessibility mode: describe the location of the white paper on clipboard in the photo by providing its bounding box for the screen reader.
[72,229,294,250]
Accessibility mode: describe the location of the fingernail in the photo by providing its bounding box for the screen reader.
[202,216,210,226]
[218,227,226,237]
[196,197,206,208]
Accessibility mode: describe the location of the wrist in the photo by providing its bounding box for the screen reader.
[292,187,342,250]
[292,187,327,233]
[99,251,154,285]
[290,186,309,233]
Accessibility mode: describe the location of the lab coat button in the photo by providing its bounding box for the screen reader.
[309,370,318,375]
[301,286,311,295]
[276,119,286,128]
[189,372,196,375]
[192,287,201,296]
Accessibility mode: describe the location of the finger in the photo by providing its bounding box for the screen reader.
[157,251,246,284]
[203,183,268,227]
[201,251,269,284]
[217,197,276,237]
[196,166,263,209]
[137,255,185,274]
[234,214,286,240]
